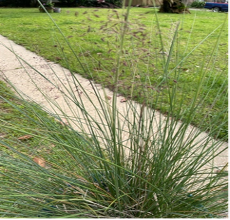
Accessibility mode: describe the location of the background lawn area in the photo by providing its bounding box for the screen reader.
[0,8,228,140]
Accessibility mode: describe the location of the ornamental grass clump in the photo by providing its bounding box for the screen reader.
[0,0,228,218]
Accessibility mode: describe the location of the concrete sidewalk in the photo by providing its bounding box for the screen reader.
[0,34,228,171]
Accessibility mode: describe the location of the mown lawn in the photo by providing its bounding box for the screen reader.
[0,8,228,140]
[0,81,58,157]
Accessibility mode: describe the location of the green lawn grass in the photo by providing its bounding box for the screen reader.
[0,8,228,140]
[0,81,58,157]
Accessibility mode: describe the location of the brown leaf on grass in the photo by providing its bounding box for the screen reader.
[87,26,91,32]
[55,57,62,61]
[58,119,70,126]
[135,75,141,79]
[183,68,189,72]
[106,96,112,100]
[123,61,127,66]
[94,68,102,71]
[67,36,73,38]
[0,133,7,138]
[93,13,99,18]
[18,135,33,140]
[141,48,148,52]
[120,98,127,103]
[79,33,86,37]
[100,25,105,30]
[139,27,146,31]
[0,143,9,149]
[33,157,46,168]
[177,67,189,72]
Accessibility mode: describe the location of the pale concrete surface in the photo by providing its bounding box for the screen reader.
[0,35,228,171]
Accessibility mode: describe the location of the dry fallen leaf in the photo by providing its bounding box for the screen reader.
[78,91,83,96]
[135,75,141,79]
[93,13,99,18]
[120,98,127,103]
[106,96,112,100]
[0,133,7,138]
[33,157,46,168]
[55,57,62,61]
[18,135,33,140]
[58,119,70,126]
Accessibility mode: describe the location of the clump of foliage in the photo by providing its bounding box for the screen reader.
[0,0,35,7]
[159,0,190,13]
[57,0,78,6]
[190,1,206,8]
